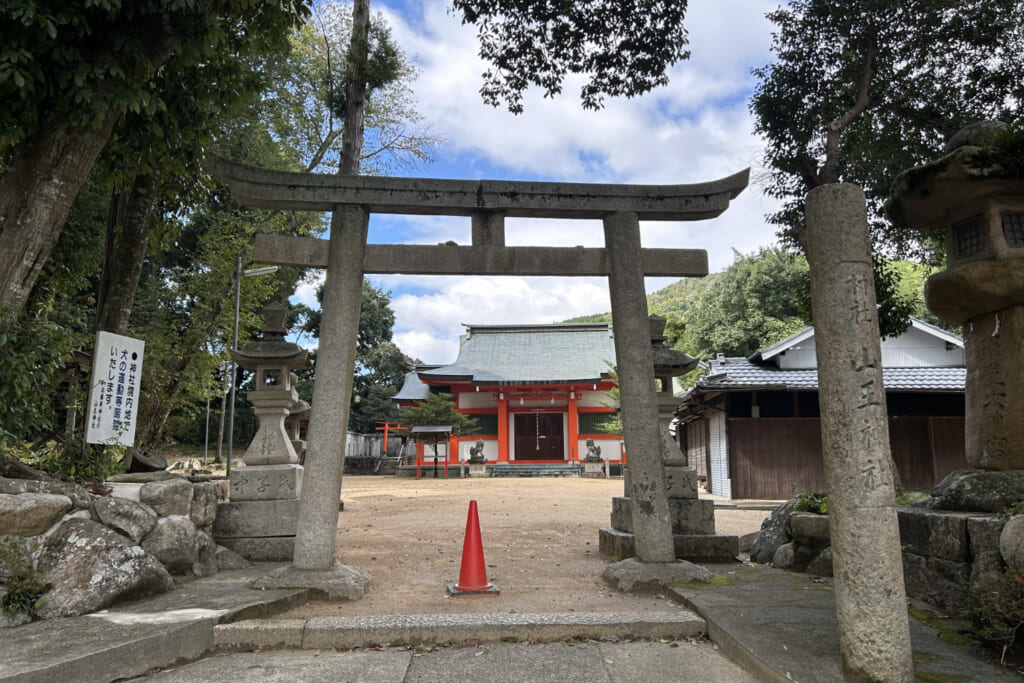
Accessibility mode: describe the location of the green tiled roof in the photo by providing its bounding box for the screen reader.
[419,323,617,385]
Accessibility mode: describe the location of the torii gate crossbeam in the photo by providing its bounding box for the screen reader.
[208,155,749,571]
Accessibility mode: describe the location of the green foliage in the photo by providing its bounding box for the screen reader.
[452,0,691,113]
[302,280,410,433]
[794,491,828,515]
[15,440,124,485]
[399,393,478,441]
[0,537,47,618]
[751,0,1022,331]
[970,567,1024,665]
[684,247,810,359]
[972,122,1024,179]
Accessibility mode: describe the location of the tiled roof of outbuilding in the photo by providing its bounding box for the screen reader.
[695,357,965,393]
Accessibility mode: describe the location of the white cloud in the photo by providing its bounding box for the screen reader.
[294,0,785,364]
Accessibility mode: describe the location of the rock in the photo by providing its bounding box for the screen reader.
[215,545,253,570]
[139,478,194,517]
[0,476,93,509]
[788,512,831,546]
[929,469,1024,512]
[194,530,218,577]
[806,547,834,577]
[35,519,173,618]
[106,471,184,484]
[602,557,712,592]
[999,514,1024,570]
[0,493,72,536]
[1,610,32,628]
[749,499,798,564]
[91,496,158,544]
[127,451,168,473]
[772,542,795,570]
[738,531,758,554]
[189,482,220,528]
[945,120,1007,153]
[252,562,372,600]
[140,516,203,575]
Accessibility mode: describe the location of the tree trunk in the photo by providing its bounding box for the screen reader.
[96,171,163,334]
[339,0,370,176]
[0,118,118,322]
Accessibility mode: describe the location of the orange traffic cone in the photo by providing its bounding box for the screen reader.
[448,500,500,595]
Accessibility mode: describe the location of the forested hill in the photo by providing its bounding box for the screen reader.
[563,274,722,324]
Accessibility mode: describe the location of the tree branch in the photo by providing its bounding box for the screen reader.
[821,36,876,184]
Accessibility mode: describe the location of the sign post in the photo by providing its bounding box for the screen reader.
[85,331,145,447]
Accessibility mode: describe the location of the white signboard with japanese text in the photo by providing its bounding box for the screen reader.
[85,331,145,446]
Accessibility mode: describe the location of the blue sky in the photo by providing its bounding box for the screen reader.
[293,0,784,364]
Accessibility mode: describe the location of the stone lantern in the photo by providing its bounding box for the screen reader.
[889,121,1024,471]
[598,316,737,562]
[212,301,310,561]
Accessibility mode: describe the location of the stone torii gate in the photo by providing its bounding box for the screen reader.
[208,155,748,578]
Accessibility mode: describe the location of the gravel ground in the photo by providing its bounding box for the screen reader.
[272,475,768,618]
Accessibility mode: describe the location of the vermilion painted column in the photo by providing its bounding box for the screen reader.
[497,396,509,462]
[567,392,579,462]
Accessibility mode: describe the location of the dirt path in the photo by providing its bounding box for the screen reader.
[273,475,767,618]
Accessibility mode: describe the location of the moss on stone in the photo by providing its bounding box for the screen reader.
[908,605,973,646]
[669,573,732,589]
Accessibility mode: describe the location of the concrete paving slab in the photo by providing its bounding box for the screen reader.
[670,563,1017,682]
[129,640,755,683]
[297,611,705,649]
[404,641,608,683]
[129,650,412,682]
[598,640,755,683]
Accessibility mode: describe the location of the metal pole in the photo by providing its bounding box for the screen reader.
[227,256,242,476]
[203,398,210,465]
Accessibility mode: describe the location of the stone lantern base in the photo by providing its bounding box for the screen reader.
[599,460,738,562]
[213,464,303,561]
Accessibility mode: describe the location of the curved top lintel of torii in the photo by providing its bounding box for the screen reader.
[206,154,749,222]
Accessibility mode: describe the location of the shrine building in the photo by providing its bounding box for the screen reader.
[393,323,625,470]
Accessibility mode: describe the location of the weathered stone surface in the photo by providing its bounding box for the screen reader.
[0,492,71,536]
[229,464,302,502]
[107,471,184,483]
[672,533,738,562]
[738,531,758,554]
[806,547,834,577]
[217,536,295,562]
[35,519,173,618]
[772,542,795,570]
[966,515,1006,559]
[663,466,699,500]
[0,476,92,509]
[788,512,830,547]
[896,508,971,562]
[213,498,300,538]
[807,183,913,683]
[598,527,634,560]
[963,307,1024,469]
[928,469,1024,512]
[189,482,220,528]
[602,557,712,592]
[216,544,253,570]
[195,529,218,577]
[1000,514,1024,570]
[91,496,157,544]
[749,499,797,565]
[668,498,715,535]
[606,210,676,564]
[901,551,972,615]
[251,561,372,600]
[139,478,194,517]
[610,496,632,533]
[141,516,204,575]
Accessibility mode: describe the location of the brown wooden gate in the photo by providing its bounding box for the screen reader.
[727,416,966,500]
